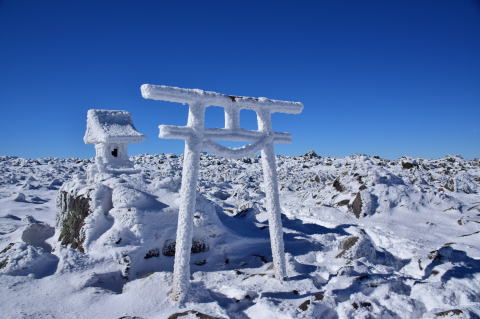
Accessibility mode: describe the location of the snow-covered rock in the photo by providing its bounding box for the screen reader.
[0,154,479,318]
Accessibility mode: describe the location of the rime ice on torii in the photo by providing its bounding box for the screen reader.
[84,109,145,180]
[141,84,303,301]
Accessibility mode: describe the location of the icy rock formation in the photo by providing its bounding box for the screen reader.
[56,180,112,252]
[21,216,55,251]
[0,242,57,277]
[55,169,229,280]
[336,232,376,261]
[351,190,377,218]
[12,192,27,202]
[0,216,57,278]
[1,154,479,318]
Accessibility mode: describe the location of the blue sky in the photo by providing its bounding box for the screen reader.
[1,0,479,159]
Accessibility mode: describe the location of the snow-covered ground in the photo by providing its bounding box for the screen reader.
[1,153,479,319]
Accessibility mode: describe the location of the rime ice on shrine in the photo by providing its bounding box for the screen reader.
[141,84,303,301]
[84,109,145,179]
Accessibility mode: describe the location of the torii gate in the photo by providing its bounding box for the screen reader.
[141,84,303,301]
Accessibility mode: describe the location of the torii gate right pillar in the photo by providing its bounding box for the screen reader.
[258,109,287,279]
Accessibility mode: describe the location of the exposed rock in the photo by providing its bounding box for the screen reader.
[352,193,362,218]
[191,240,208,253]
[144,248,160,259]
[252,254,268,263]
[402,162,417,169]
[444,179,455,192]
[336,234,376,261]
[333,178,344,192]
[298,299,310,311]
[162,240,176,256]
[12,192,27,202]
[0,243,14,254]
[435,309,463,317]
[57,190,92,252]
[314,293,324,301]
[351,191,376,218]
[162,239,209,257]
[241,157,252,164]
[352,301,372,309]
[56,180,114,253]
[303,150,320,159]
[0,257,8,269]
[167,310,219,319]
[339,236,359,251]
[336,199,350,207]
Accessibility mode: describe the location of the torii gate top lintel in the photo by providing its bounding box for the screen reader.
[141,84,304,114]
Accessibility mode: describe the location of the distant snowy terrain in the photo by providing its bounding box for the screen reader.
[1,153,479,319]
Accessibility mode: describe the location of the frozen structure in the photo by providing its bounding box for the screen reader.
[141,84,303,301]
[84,109,146,179]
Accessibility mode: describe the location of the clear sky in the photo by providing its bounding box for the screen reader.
[1,0,479,159]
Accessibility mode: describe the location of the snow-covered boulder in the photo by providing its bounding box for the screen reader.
[0,216,57,278]
[0,242,57,278]
[21,216,55,251]
[54,169,236,280]
[351,190,377,218]
[336,233,376,261]
[56,181,111,252]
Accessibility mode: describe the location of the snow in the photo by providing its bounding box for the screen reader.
[84,109,146,144]
[0,154,479,318]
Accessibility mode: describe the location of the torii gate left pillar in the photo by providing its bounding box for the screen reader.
[171,102,205,300]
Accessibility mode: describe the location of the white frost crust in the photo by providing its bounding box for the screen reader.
[0,242,57,277]
[261,143,287,279]
[171,138,202,301]
[84,109,146,144]
[359,190,375,216]
[1,154,480,319]
[141,84,303,114]
[159,126,291,144]
[203,135,273,159]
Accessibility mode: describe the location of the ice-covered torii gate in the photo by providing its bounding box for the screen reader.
[141,84,303,301]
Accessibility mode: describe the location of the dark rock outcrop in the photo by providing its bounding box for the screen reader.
[303,150,320,159]
[57,190,92,252]
[351,193,362,218]
[162,239,209,257]
[402,162,417,169]
[435,309,463,317]
[168,310,219,319]
[333,178,345,192]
